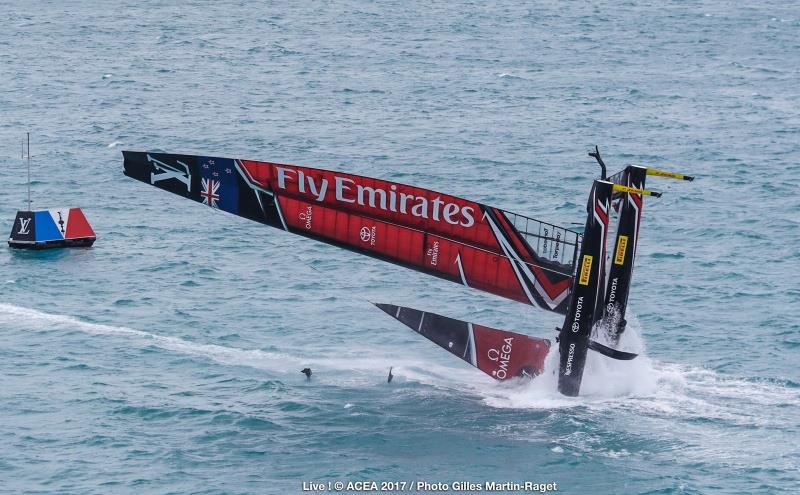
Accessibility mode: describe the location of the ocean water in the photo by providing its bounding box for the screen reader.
[1,1,799,493]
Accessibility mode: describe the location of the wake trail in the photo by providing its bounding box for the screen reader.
[2,303,797,416]
[0,302,478,386]
[0,302,302,373]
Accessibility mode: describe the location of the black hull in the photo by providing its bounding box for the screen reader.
[8,237,96,250]
[557,180,613,397]
[603,166,646,343]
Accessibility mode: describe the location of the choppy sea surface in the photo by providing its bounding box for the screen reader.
[1,1,799,494]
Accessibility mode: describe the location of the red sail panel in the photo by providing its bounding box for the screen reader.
[472,324,549,380]
[240,158,578,312]
[278,196,566,308]
[423,235,535,305]
[278,196,426,266]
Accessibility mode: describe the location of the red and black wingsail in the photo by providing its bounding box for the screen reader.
[374,303,550,379]
[122,151,580,313]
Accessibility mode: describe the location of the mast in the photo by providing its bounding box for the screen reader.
[26,132,31,211]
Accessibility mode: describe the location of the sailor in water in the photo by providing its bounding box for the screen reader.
[301,368,312,379]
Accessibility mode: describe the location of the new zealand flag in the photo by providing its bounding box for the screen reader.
[198,156,239,214]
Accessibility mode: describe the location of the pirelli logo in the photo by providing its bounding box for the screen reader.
[579,255,593,286]
[614,235,629,265]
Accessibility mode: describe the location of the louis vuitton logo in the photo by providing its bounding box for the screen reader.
[147,154,191,192]
[17,217,31,235]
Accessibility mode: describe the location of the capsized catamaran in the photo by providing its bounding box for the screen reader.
[122,149,691,396]
[556,153,692,395]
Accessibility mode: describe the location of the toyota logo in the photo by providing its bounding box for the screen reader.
[360,226,371,242]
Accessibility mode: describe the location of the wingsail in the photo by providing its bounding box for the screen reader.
[374,303,550,380]
[123,152,580,313]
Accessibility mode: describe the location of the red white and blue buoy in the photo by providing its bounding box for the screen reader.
[8,207,96,249]
[7,133,96,249]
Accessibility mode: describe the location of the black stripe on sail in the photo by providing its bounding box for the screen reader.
[374,303,470,365]
[482,207,548,309]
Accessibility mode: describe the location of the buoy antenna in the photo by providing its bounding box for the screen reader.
[26,132,31,211]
